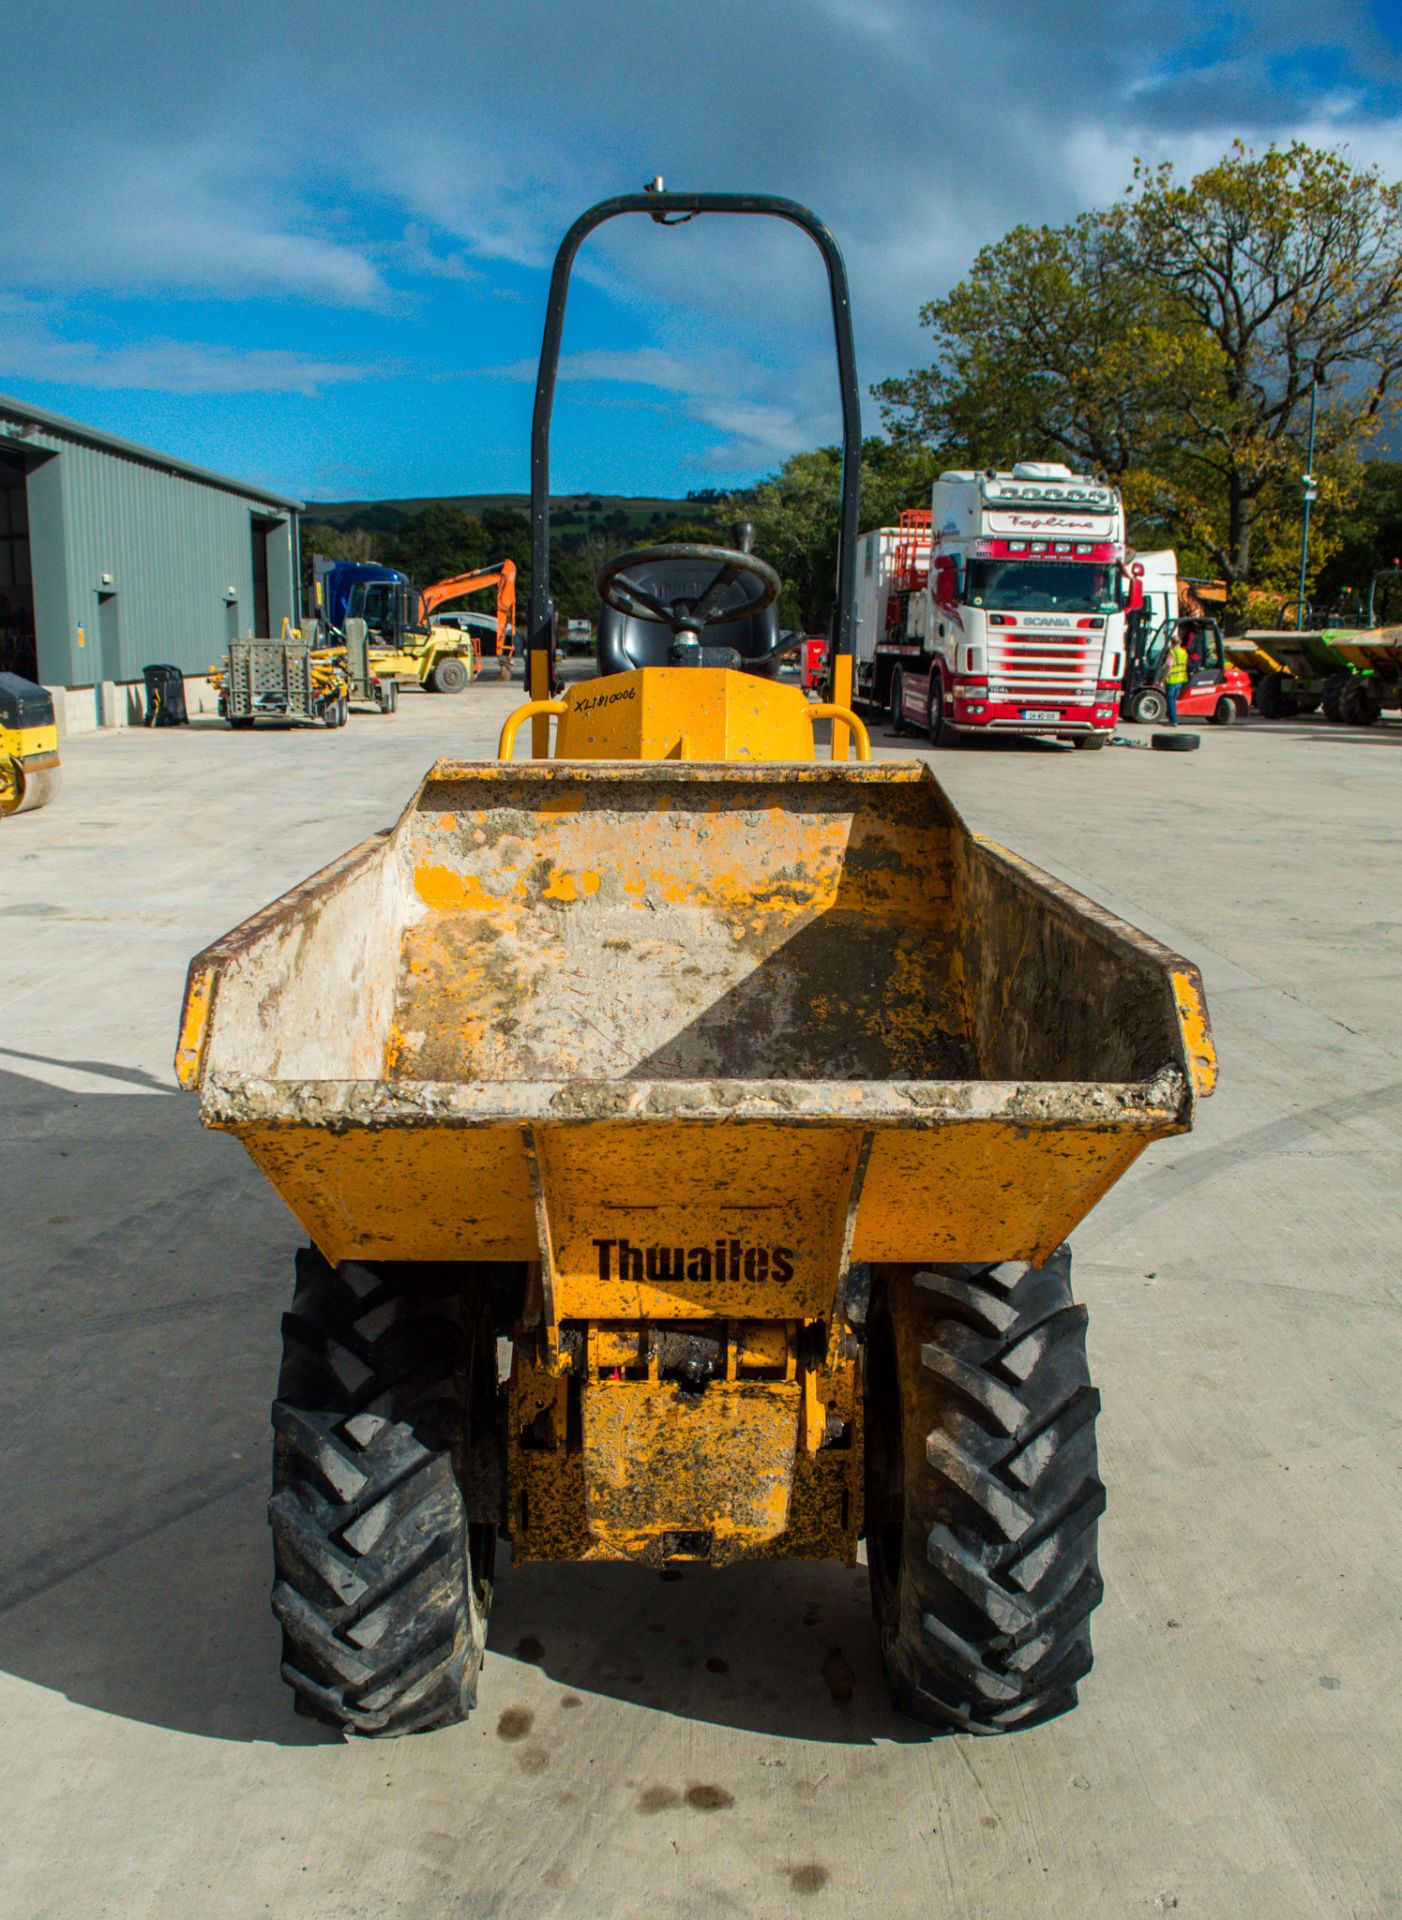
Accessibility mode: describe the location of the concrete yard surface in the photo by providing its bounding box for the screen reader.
[1,682,1399,1919]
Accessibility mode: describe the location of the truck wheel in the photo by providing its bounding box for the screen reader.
[1073,733,1107,750]
[864,1251,1104,1734]
[1126,687,1167,725]
[1322,674,1349,721]
[1212,697,1237,726]
[229,716,255,731]
[269,1248,497,1737]
[430,656,470,695]
[378,680,399,715]
[927,678,960,748]
[888,672,905,736]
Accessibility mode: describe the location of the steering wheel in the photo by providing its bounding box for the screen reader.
[596,540,781,638]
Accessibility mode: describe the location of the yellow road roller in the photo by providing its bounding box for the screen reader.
[0,673,60,817]
[177,190,1216,1739]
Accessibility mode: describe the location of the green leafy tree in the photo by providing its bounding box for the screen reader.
[388,504,491,583]
[1312,458,1402,619]
[300,521,388,597]
[878,141,1402,604]
[733,438,942,631]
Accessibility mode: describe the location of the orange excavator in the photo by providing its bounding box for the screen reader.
[424,560,517,671]
[345,560,517,693]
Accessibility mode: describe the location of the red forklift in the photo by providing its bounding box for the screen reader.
[800,635,828,694]
[1121,614,1252,726]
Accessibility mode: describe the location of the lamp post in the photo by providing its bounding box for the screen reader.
[1296,369,1321,628]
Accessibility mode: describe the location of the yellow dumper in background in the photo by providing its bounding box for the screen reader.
[177,190,1215,1740]
[0,673,60,816]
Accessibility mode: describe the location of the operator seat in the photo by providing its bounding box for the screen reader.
[596,556,781,679]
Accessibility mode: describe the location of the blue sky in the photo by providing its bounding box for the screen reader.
[4,0,1402,504]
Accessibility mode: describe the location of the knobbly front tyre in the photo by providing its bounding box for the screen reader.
[864,1251,1104,1734]
[269,1248,497,1737]
[1253,670,1295,719]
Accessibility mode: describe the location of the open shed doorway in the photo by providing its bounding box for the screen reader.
[251,515,279,638]
[0,453,36,680]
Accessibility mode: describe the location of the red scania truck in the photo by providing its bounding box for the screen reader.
[850,463,1129,749]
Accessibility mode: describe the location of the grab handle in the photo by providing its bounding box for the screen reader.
[498,700,567,760]
[808,703,871,761]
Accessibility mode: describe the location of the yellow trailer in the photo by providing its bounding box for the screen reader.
[177,190,1215,1741]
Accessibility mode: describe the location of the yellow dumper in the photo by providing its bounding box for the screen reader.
[0,673,60,816]
[177,190,1215,1739]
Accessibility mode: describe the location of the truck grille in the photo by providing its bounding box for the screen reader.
[987,635,1101,698]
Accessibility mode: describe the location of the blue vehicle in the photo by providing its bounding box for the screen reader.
[315,559,408,633]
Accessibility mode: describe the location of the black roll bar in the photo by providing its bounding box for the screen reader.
[528,189,862,691]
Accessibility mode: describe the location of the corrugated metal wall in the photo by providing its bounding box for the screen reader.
[2,413,298,687]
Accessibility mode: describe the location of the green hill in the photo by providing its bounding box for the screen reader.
[303,492,711,537]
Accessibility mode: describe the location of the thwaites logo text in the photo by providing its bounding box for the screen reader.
[593,1236,795,1285]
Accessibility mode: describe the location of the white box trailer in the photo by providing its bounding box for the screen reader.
[853,527,914,667]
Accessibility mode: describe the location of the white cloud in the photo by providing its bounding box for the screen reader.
[6,0,1402,478]
[0,133,386,306]
[0,313,373,396]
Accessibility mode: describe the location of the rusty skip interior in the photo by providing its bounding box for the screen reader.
[194,762,1195,1108]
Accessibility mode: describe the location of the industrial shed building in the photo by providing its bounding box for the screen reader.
[0,393,302,726]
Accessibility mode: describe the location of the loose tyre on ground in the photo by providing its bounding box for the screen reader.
[430,655,471,695]
[269,1248,498,1737]
[1152,730,1199,750]
[864,1250,1104,1733]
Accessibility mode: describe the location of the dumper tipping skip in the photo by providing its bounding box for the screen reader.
[177,187,1214,1742]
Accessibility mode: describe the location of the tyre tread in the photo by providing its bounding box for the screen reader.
[870,1248,1104,1734]
[269,1249,491,1737]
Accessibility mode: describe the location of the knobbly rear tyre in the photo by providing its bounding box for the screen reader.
[1339,675,1382,725]
[269,1248,497,1737]
[864,1251,1105,1734]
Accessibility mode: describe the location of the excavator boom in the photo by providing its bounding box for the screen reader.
[422,560,517,658]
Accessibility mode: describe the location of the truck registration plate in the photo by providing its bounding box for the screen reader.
[1022,709,1060,723]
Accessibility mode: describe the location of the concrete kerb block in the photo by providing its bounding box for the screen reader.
[43,673,220,733]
